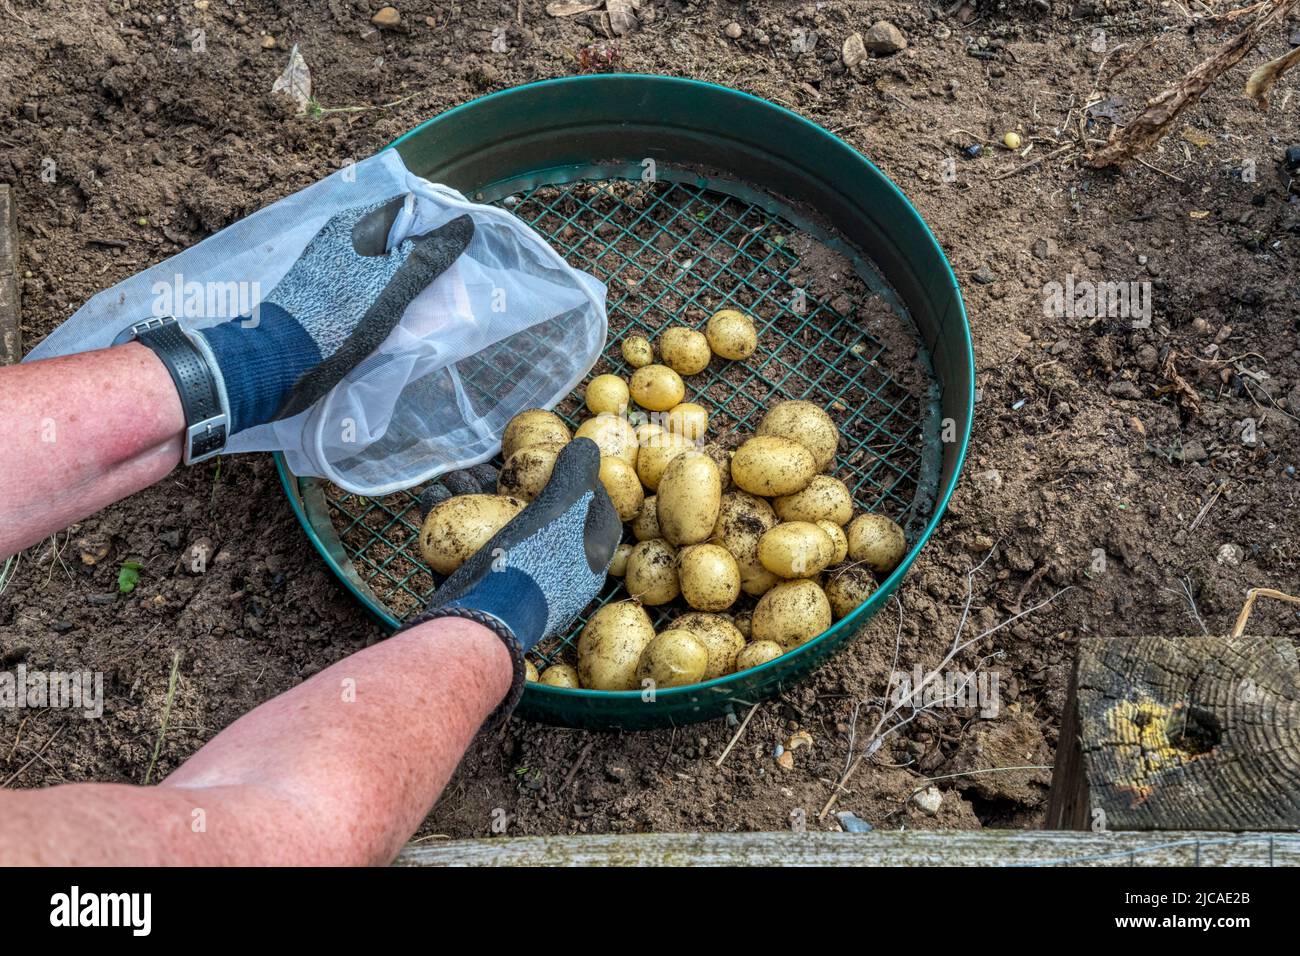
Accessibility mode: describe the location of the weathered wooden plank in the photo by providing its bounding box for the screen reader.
[1047,635,1300,831]
[395,830,1300,867]
[0,184,20,365]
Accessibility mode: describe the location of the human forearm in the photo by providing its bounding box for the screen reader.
[0,343,184,559]
[0,618,511,865]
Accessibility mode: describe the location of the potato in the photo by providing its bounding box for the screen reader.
[735,640,784,672]
[636,629,708,688]
[629,364,686,412]
[824,564,878,620]
[598,455,644,522]
[752,579,832,651]
[733,610,753,639]
[577,602,656,690]
[525,659,539,682]
[664,402,709,442]
[673,612,746,679]
[418,493,525,575]
[635,429,693,492]
[710,491,780,596]
[585,374,630,415]
[658,327,711,375]
[497,442,564,501]
[621,333,654,368]
[575,413,638,467]
[700,443,734,492]
[625,539,679,605]
[678,544,741,612]
[631,495,661,542]
[538,663,580,688]
[731,435,816,497]
[773,475,853,526]
[705,309,758,360]
[758,521,834,579]
[817,520,849,565]
[609,542,633,577]
[756,400,838,472]
[657,451,722,546]
[846,513,907,575]
[502,409,570,460]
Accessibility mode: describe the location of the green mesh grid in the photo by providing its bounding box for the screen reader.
[323,177,930,669]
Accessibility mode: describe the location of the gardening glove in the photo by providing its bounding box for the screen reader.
[401,438,621,720]
[194,195,474,432]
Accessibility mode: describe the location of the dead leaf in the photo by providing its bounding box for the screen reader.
[606,0,638,35]
[271,44,312,113]
[1245,43,1300,108]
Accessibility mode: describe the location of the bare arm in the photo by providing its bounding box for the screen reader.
[0,617,511,866]
[0,343,184,559]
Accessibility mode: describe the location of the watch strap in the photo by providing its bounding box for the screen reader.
[132,317,229,464]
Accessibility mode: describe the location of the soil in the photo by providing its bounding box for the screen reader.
[2,0,1299,840]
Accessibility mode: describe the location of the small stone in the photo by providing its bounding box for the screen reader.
[1031,237,1057,260]
[194,0,209,8]
[972,265,996,284]
[372,6,401,29]
[185,537,214,574]
[1180,439,1208,463]
[1285,145,1300,173]
[1106,380,1142,400]
[724,21,742,40]
[912,786,943,816]
[836,810,873,833]
[1135,344,1158,370]
[51,621,74,634]
[261,35,277,49]
[862,20,907,55]
[974,468,1003,490]
[842,32,867,67]
[1216,543,1244,567]
[605,762,631,782]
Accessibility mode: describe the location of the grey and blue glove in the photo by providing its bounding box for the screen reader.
[402,438,621,720]
[195,196,473,432]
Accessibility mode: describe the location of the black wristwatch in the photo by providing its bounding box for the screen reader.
[120,317,229,464]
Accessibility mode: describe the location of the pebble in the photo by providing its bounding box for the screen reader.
[971,265,996,284]
[842,31,867,68]
[261,35,276,49]
[1285,145,1300,173]
[1215,543,1244,567]
[1106,380,1142,400]
[862,20,907,55]
[372,6,401,29]
[836,810,873,833]
[1180,439,1208,463]
[1031,237,1057,260]
[724,22,742,40]
[912,786,943,816]
[974,468,1003,490]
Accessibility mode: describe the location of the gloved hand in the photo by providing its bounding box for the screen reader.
[402,438,621,719]
[194,196,474,432]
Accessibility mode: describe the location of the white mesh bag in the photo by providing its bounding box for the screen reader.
[25,150,607,495]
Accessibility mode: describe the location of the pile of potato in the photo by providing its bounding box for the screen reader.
[418,307,907,692]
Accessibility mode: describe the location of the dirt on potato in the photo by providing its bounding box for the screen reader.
[2,0,1298,840]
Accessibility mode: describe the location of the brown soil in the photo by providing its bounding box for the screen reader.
[2,0,1298,839]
